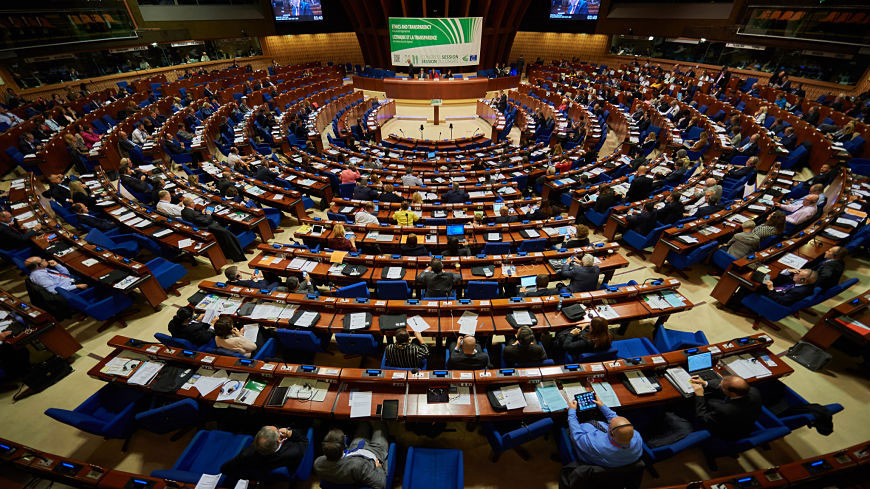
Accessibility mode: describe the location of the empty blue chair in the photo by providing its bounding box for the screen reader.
[402,447,463,489]
[643,428,710,472]
[45,384,146,440]
[376,280,411,299]
[84,228,140,258]
[145,257,188,295]
[481,418,555,461]
[151,430,253,485]
[381,350,428,371]
[702,407,790,470]
[482,242,511,255]
[667,242,716,271]
[612,337,659,359]
[711,248,738,271]
[334,333,381,358]
[328,211,350,223]
[652,325,709,352]
[517,238,548,253]
[335,282,370,299]
[622,223,669,256]
[135,398,201,435]
[758,381,843,432]
[58,286,134,325]
[584,207,611,227]
[563,345,618,364]
[780,145,808,169]
[465,281,499,300]
[275,329,329,352]
[339,183,356,199]
[320,442,397,489]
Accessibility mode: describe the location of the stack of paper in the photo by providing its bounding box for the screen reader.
[101,357,142,377]
[512,310,535,326]
[349,390,373,418]
[236,380,266,405]
[624,370,656,395]
[777,253,808,269]
[407,315,432,332]
[348,312,368,330]
[128,361,164,386]
[193,369,229,396]
[536,381,569,412]
[498,384,528,410]
[661,291,686,308]
[385,267,403,279]
[457,312,478,336]
[591,382,621,407]
[595,305,619,320]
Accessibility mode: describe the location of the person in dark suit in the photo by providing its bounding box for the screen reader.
[625,202,658,236]
[728,134,759,162]
[726,156,757,180]
[378,184,403,203]
[18,132,41,155]
[560,254,600,293]
[119,164,152,195]
[352,178,378,201]
[664,159,688,184]
[778,126,798,151]
[690,375,762,441]
[253,159,279,185]
[593,186,619,213]
[117,130,136,159]
[714,67,732,90]
[657,192,685,225]
[221,425,309,487]
[42,174,72,202]
[446,336,490,370]
[762,269,818,306]
[165,134,202,164]
[502,326,547,366]
[520,274,565,298]
[399,234,428,256]
[443,183,470,204]
[181,196,246,261]
[72,203,114,231]
[691,192,724,218]
[806,163,836,188]
[224,265,282,291]
[167,306,214,346]
[0,210,41,250]
[493,206,518,224]
[802,106,820,126]
[624,166,653,202]
[792,246,845,290]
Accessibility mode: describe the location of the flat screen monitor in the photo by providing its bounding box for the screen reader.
[687,352,713,373]
[272,0,323,22]
[549,0,600,21]
[520,275,537,288]
[446,224,465,236]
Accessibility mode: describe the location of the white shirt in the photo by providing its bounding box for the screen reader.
[132,128,149,145]
[157,200,184,218]
[354,210,379,226]
[401,174,422,187]
[0,112,23,126]
[226,153,243,169]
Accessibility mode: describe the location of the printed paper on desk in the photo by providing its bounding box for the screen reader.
[128,361,164,386]
[407,315,431,332]
[457,311,478,336]
[177,238,195,249]
[348,312,368,330]
[776,253,808,269]
[194,369,228,396]
[385,267,403,279]
[194,473,221,489]
[349,390,372,418]
[330,251,348,264]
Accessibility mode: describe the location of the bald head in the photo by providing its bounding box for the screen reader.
[637,165,648,175]
[460,336,477,354]
[0,211,11,223]
[609,416,635,445]
[719,375,751,398]
[803,194,819,206]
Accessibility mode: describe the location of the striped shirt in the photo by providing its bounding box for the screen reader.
[384,341,429,368]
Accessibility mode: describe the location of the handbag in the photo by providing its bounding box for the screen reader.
[21,355,72,396]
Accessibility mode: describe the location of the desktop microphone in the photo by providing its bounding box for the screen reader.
[399,128,405,137]
[438,131,442,140]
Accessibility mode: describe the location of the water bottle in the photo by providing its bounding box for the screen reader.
[557,295,563,311]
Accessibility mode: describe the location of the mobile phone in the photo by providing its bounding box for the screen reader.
[380,399,399,420]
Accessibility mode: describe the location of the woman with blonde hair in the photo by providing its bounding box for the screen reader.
[327,223,356,251]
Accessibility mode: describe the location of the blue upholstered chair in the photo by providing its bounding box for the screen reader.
[757,381,844,432]
[402,447,463,489]
[335,282,370,299]
[517,239,548,253]
[710,248,738,271]
[465,281,499,300]
[666,242,717,271]
[150,430,253,485]
[275,329,330,353]
[612,338,660,359]
[45,384,147,440]
[702,407,790,470]
[481,418,555,461]
[145,257,188,295]
[652,325,709,353]
[335,333,381,358]
[153,332,200,350]
[376,281,411,300]
[563,346,618,364]
[483,243,511,255]
[58,287,134,326]
[134,398,201,435]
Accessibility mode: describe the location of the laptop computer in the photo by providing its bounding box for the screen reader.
[446,224,466,242]
[687,352,722,383]
[520,275,537,288]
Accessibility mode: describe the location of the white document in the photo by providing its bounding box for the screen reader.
[457,311,478,336]
[242,324,259,343]
[295,311,318,327]
[177,238,195,249]
[776,252,808,269]
[407,315,432,332]
[194,369,229,396]
[349,390,373,418]
[82,258,99,267]
[596,305,619,320]
[512,310,534,326]
[385,267,403,279]
[450,386,472,405]
[500,384,528,410]
[128,361,164,386]
[348,312,368,330]
[233,481,249,489]
[561,382,587,399]
[216,373,249,402]
[624,370,656,395]
[591,381,621,407]
[194,473,221,489]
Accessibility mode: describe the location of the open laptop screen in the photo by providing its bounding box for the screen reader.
[446,225,465,236]
[687,352,713,372]
[520,275,537,288]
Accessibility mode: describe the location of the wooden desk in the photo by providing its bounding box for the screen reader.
[802,290,870,348]
[0,288,82,359]
[383,78,490,100]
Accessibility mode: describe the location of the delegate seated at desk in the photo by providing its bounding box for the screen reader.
[560,254,600,293]
[447,336,490,370]
[443,183,470,204]
[503,326,547,366]
[0,210,42,249]
[167,306,214,346]
[723,221,760,260]
[220,425,308,486]
[399,234,428,257]
[315,422,390,489]
[225,265,284,291]
[213,317,257,357]
[555,317,613,357]
[415,259,461,298]
[763,269,818,306]
[0,314,31,379]
[25,257,88,294]
[689,375,762,441]
[625,202,658,236]
[384,329,429,369]
[792,246,845,290]
[354,203,379,226]
[181,196,246,262]
[567,396,643,468]
[72,203,114,232]
[520,274,566,297]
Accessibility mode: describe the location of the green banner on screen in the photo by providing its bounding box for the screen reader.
[389,17,483,67]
